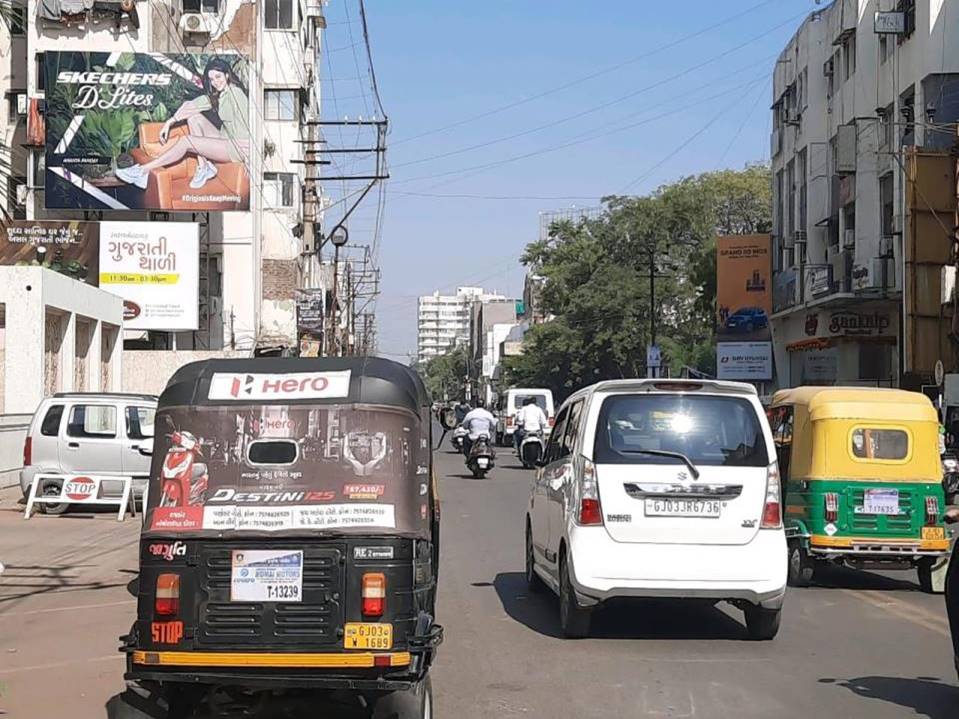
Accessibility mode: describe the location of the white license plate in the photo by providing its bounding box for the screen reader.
[861,488,900,515]
[230,549,303,602]
[477,458,489,468]
[644,498,721,518]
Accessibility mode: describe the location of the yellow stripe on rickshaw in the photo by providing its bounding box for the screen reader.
[133,651,412,668]
[809,534,950,551]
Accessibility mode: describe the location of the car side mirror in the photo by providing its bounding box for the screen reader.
[439,408,457,431]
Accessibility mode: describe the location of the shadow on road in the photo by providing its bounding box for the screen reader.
[0,563,127,605]
[821,675,959,719]
[492,571,749,640]
[811,563,920,592]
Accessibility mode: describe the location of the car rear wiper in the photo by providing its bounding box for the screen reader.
[617,449,700,479]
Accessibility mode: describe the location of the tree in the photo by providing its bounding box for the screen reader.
[421,346,469,400]
[504,165,771,400]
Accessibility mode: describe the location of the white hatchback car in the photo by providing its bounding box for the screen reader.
[525,379,787,640]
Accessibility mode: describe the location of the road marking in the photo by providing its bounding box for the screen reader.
[842,589,951,637]
[0,654,123,675]
[0,599,135,619]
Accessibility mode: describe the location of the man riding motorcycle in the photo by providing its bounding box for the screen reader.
[513,396,548,451]
[461,399,497,456]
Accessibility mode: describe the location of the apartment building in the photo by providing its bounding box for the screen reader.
[416,286,490,364]
[1,0,324,355]
[770,0,958,388]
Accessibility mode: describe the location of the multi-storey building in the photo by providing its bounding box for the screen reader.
[770,0,958,388]
[416,286,489,364]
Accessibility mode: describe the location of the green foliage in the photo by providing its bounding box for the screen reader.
[421,346,469,401]
[506,165,771,400]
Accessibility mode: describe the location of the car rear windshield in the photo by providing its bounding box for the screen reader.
[594,394,769,467]
[511,393,548,411]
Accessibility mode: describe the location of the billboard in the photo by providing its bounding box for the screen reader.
[716,234,772,342]
[99,222,199,330]
[0,220,99,284]
[44,51,251,212]
[717,342,773,381]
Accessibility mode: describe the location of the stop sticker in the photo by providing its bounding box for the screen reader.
[64,477,96,501]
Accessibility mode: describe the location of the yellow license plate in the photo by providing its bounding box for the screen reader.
[344,623,393,650]
[921,527,945,540]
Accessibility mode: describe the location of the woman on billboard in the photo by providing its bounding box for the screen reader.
[115,58,249,191]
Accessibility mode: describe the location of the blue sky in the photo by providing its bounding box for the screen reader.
[320,0,821,359]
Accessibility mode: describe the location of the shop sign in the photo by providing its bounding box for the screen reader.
[803,348,839,383]
[851,263,871,290]
[717,342,773,381]
[827,311,891,336]
[808,267,831,295]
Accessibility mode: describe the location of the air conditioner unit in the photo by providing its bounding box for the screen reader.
[823,58,834,77]
[843,228,856,248]
[879,235,895,258]
[16,93,27,116]
[179,12,219,34]
[785,108,801,126]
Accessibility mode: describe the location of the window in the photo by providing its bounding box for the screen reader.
[851,428,908,460]
[879,36,888,64]
[843,34,856,81]
[182,0,219,12]
[774,169,784,238]
[29,150,45,190]
[67,405,117,438]
[264,172,296,208]
[859,344,893,382]
[35,53,45,92]
[769,406,794,482]
[248,439,298,465]
[786,159,795,239]
[561,400,584,457]
[543,406,569,464]
[265,0,295,29]
[593,394,769,468]
[6,176,26,220]
[264,89,296,121]
[896,0,916,40]
[797,148,807,233]
[126,406,156,440]
[9,5,25,35]
[40,405,64,437]
[880,173,894,239]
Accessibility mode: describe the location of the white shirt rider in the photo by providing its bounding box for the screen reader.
[463,406,497,440]
[515,402,548,433]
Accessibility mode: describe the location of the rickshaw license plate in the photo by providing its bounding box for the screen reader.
[862,488,900,515]
[645,499,721,518]
[922,527,946,540]
[344,623,393,650]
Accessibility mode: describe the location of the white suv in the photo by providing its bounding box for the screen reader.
[525,379,786,640]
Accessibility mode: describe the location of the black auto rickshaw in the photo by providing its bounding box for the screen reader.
[122,357,442,717]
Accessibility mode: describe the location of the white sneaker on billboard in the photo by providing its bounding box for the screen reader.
[114,164,148,189]
[189,162,219,189]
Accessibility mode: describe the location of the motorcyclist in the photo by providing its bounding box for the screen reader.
[462,399,496,456]
[454,399,471,425]
[514,396,548,451]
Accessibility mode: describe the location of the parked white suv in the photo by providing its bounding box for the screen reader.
[525,379,786,640]
[20,393,158,513]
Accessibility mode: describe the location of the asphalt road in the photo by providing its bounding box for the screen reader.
[1,440,958,718]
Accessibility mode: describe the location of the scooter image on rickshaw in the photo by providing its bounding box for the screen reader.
[120,358,442,718]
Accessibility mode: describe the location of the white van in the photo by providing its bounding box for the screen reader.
[525,379,786,639]
[497,388,555,445]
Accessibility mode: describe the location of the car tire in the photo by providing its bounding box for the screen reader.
[372,676,432,719]
[787,540,815,587]
[743,605,781,641]
[37,478,69,515]
[559,554,591,639]
[525,524,545,593]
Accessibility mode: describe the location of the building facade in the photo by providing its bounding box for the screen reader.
[416,286,489,364]
[770,0,958,388]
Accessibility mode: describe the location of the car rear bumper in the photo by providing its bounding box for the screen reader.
[566,526,787,608]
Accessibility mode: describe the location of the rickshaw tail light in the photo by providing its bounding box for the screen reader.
[155,573,180,617]
[760,463,782,529]
[362,572,386,617]
[925,496,940,525]
[824,493,839,522]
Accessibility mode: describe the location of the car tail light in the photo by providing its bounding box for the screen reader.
[23,437,31,467]
[577,458,603,525]
[824,492,839,523]
[155,573,180,616]
[760,463,782,529]
[925,496,940,525]
[362,572,386,618]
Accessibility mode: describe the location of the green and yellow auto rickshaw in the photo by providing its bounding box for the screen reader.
[769,387,949,593]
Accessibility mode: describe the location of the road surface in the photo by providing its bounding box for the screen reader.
[1,439,957,718]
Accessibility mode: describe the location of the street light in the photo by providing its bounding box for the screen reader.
[328,225,349,356]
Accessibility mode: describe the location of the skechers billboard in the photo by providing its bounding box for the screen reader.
[44,52,251,212]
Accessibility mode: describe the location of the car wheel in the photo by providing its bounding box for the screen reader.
[787,540,814,587]
[558,553,591,639]
[917,559,941,594]
[372,676,432,719]
[743,605,781,641]
[526,524,545,593]
[37,478,69,515]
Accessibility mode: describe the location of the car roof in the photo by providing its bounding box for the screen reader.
[562,378,759,406]
[50,392,157,402]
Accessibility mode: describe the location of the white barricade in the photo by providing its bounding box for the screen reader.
[24,474,135,521]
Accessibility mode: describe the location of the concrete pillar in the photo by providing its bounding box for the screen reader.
[89,320,103,392]
[60,311,76,393]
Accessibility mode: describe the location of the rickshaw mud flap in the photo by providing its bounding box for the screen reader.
[124,671,422,692]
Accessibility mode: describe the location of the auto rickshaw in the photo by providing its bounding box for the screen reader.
[769,387,949,593]
[121,357,442,717]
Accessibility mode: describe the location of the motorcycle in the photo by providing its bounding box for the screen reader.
[944,451,959,505]
[466,435,495,479]
[451,424,467,453]
[159,430,209,507]
[518,429,545,469]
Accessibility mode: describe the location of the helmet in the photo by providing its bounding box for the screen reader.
[475,398,486,409]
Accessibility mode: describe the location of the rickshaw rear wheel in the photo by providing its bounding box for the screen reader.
[916,558,942,594]
[743,605,781,641]
[787,540,815,587]
[371,676,432,719]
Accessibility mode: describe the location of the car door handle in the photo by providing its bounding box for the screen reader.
[67,442,80,449]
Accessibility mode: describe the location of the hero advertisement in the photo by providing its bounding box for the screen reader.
[145,404,427,536]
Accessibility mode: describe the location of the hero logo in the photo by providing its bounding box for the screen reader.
[64,476,96,501]
[148,541,187,561]
[208,371,351,401]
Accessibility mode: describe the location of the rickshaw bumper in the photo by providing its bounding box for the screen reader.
[808,534,951,558]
